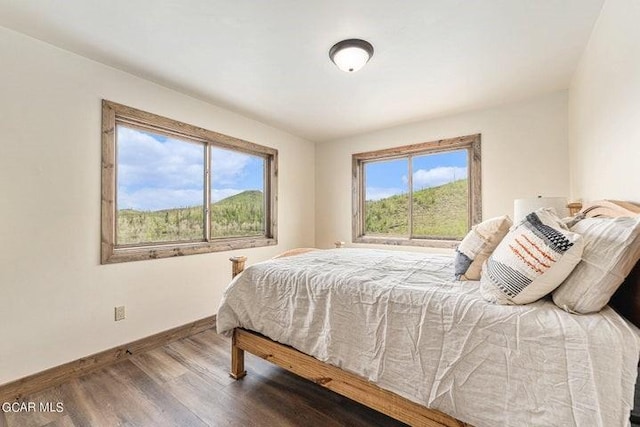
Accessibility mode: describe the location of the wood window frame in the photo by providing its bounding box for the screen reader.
[352,134,481,249]
[101,100,278,264]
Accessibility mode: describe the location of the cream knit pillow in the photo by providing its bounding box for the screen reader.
[454,215,512,280]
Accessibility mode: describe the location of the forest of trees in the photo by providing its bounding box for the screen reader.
[117,190,264,245]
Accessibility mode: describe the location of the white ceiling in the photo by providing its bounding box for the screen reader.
[0,0,604,142]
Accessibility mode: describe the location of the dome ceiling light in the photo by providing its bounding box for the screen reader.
[329,39,374,73]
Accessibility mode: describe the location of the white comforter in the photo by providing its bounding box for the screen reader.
[217,249,640,427]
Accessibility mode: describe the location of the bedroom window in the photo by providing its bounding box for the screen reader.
[101,100,277,264]
[352,134,481,248]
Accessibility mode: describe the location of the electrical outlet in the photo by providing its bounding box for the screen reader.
[114,306,126,321]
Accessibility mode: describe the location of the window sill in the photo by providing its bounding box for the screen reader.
[102,236,277,264]
[353,236,460,249]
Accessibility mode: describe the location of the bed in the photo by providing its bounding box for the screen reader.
[216,201,640,427]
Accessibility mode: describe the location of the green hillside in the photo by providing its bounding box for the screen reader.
[210,190,264,237]
[117,181,467,245]
[117,190,264,245]
[365,179,468,239]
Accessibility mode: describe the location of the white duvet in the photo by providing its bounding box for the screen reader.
[217,249,640,427]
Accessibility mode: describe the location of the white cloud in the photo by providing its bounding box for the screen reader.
[118,188,203,211]
[365,187,405,201]
[211,147,257,186]
[118,127,204,191]
[116,127,262,210]
[405,166,468,189]
[118,187,247,210]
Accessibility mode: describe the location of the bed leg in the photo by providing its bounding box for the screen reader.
[229,258,247,379]
[230,329,246,380]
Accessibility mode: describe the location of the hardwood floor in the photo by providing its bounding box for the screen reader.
[0,329,406,427]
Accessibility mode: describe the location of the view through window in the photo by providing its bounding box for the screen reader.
[102,101,277,263]
[354,135,481,247]
[210,146,265,238]
[116,126,206,245]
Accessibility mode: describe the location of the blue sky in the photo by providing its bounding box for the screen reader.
[117,126,264,211]
[365,150,467,201]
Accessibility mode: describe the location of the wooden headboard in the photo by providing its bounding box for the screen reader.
[579,200,640,328]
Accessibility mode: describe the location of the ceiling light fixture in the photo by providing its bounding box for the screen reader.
[329,39,374,73]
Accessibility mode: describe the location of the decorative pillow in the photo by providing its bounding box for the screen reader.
[455,215,512,280]
[561,212,586,229]
[552,216,640,314]
[480,209,584,305]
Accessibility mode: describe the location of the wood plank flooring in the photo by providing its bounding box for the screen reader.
[0,329,406,427]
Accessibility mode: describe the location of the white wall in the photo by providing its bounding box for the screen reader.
[315,92,570,249]
[569,0,640,203]
[0,27,315,384]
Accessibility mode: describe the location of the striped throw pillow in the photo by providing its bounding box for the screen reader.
[480,209,584,305]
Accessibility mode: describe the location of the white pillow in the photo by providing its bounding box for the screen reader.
[481,208,584,305]
[454,215,512,281]
[552,216,640,314]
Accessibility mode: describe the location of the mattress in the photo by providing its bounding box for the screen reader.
[217,248,640,427]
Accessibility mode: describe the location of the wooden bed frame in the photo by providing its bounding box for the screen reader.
[227,200,640,427]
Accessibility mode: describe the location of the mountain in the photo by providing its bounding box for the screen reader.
[213,190,263,208]
[210,190,264,237]
[365,179,468,239]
